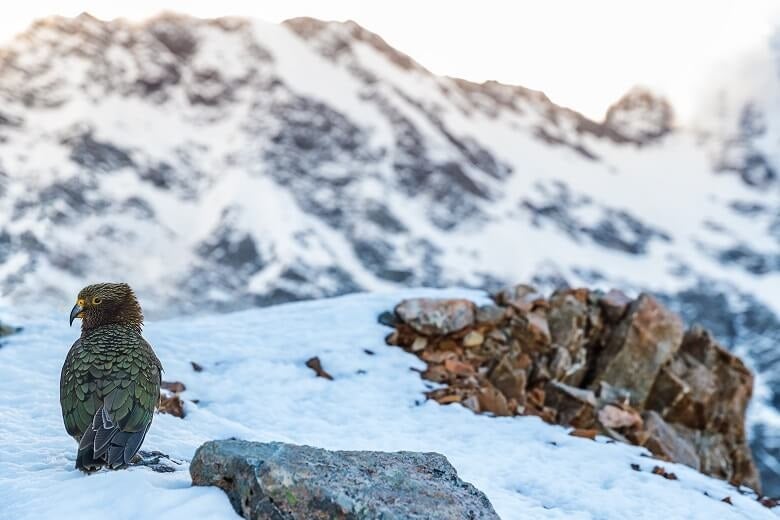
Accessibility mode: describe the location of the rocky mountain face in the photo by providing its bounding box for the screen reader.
[0,12,779,492]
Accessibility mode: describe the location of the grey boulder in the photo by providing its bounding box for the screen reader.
[190,440,499,520]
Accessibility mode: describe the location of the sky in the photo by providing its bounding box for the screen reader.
[0,0,778,120]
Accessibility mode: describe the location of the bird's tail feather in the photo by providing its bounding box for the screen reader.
[76,405,148,471]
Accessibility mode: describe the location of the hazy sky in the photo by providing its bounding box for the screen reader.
[1,1,778,120]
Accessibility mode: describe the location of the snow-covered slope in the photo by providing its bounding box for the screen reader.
[1,12,780,493]
[0,291,775,520]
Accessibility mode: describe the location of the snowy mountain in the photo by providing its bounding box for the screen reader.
[1,12,780,493]
[1,290,777,519]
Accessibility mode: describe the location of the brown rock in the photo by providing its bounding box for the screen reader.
[159,393,185,418]
[652,466,678,480]
[395,298,476,336]
[569,428,598,440]
[443,358,475,377]
[477,385,512,416]
[547,290,591,385]
[590,293,683,408]
[493,284,543,312]
[421,365,450,383]
[161,380,186,393]
[475,304,507,326]
[645,326,760,492]
[305,357,334,380]
[544,381,597,429]
[489,354,527,402]
[640,411,700,470]
[527,312,552,346]
[598,404,642,430]
[599,289,632,322]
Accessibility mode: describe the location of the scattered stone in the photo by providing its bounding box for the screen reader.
[569,428,598,440]
[161,380,186,393]
[377,310,398,328]
[759,496,779,508]
[190,440,500,520]
[394,298,475,335]
[631,463,641,471]
[652,465,678,480]
[158,393,185,418]
[363,349,375,355]
[305,356,334,380]
[722,496,733,505]
[190,361,204,372]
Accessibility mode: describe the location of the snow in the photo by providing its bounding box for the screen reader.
[0,289,775,520]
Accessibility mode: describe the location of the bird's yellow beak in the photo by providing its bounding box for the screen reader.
[70,300,85,326]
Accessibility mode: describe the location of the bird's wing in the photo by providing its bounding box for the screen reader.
[60,338,101,440]
[77,337,161,470]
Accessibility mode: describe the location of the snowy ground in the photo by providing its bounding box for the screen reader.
[0,289,775,520]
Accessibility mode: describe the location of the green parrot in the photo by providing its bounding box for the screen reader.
[60,282,162,471]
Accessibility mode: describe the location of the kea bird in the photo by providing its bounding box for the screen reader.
[60,283,162,471]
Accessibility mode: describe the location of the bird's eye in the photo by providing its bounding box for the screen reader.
[92,297,102,305]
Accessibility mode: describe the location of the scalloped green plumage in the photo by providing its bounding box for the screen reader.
[59,283,163,471]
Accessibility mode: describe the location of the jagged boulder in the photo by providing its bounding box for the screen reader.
[190,440,499,520]
[590,293,683,407]
[384,285,761,493]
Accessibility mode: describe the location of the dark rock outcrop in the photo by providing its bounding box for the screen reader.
[190,440,499,520]
[384,285,760,492]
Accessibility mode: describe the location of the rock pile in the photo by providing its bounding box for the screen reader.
[383,285,761,492]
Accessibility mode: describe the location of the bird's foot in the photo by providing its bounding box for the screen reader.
[132,450,182,473]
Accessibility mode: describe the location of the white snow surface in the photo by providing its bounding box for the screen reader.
[0,289,774,520]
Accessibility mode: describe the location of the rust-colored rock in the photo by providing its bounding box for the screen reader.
[599,289,631,322]
[646,326,759,492]
[489,354,527,402]
[159,393,185,418]
[547,290,590,385]
[639,411,700,470]
[544,381,597,429]
[591,293,683,408]
[493,284,544,311]
[395,298,476,335]
[305,356,334,380]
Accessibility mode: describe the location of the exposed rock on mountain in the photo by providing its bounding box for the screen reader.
[384,286,760,492]
[190,440,499,519]
[604,87,674,144]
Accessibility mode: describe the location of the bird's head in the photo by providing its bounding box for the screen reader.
[70,282,144,333]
